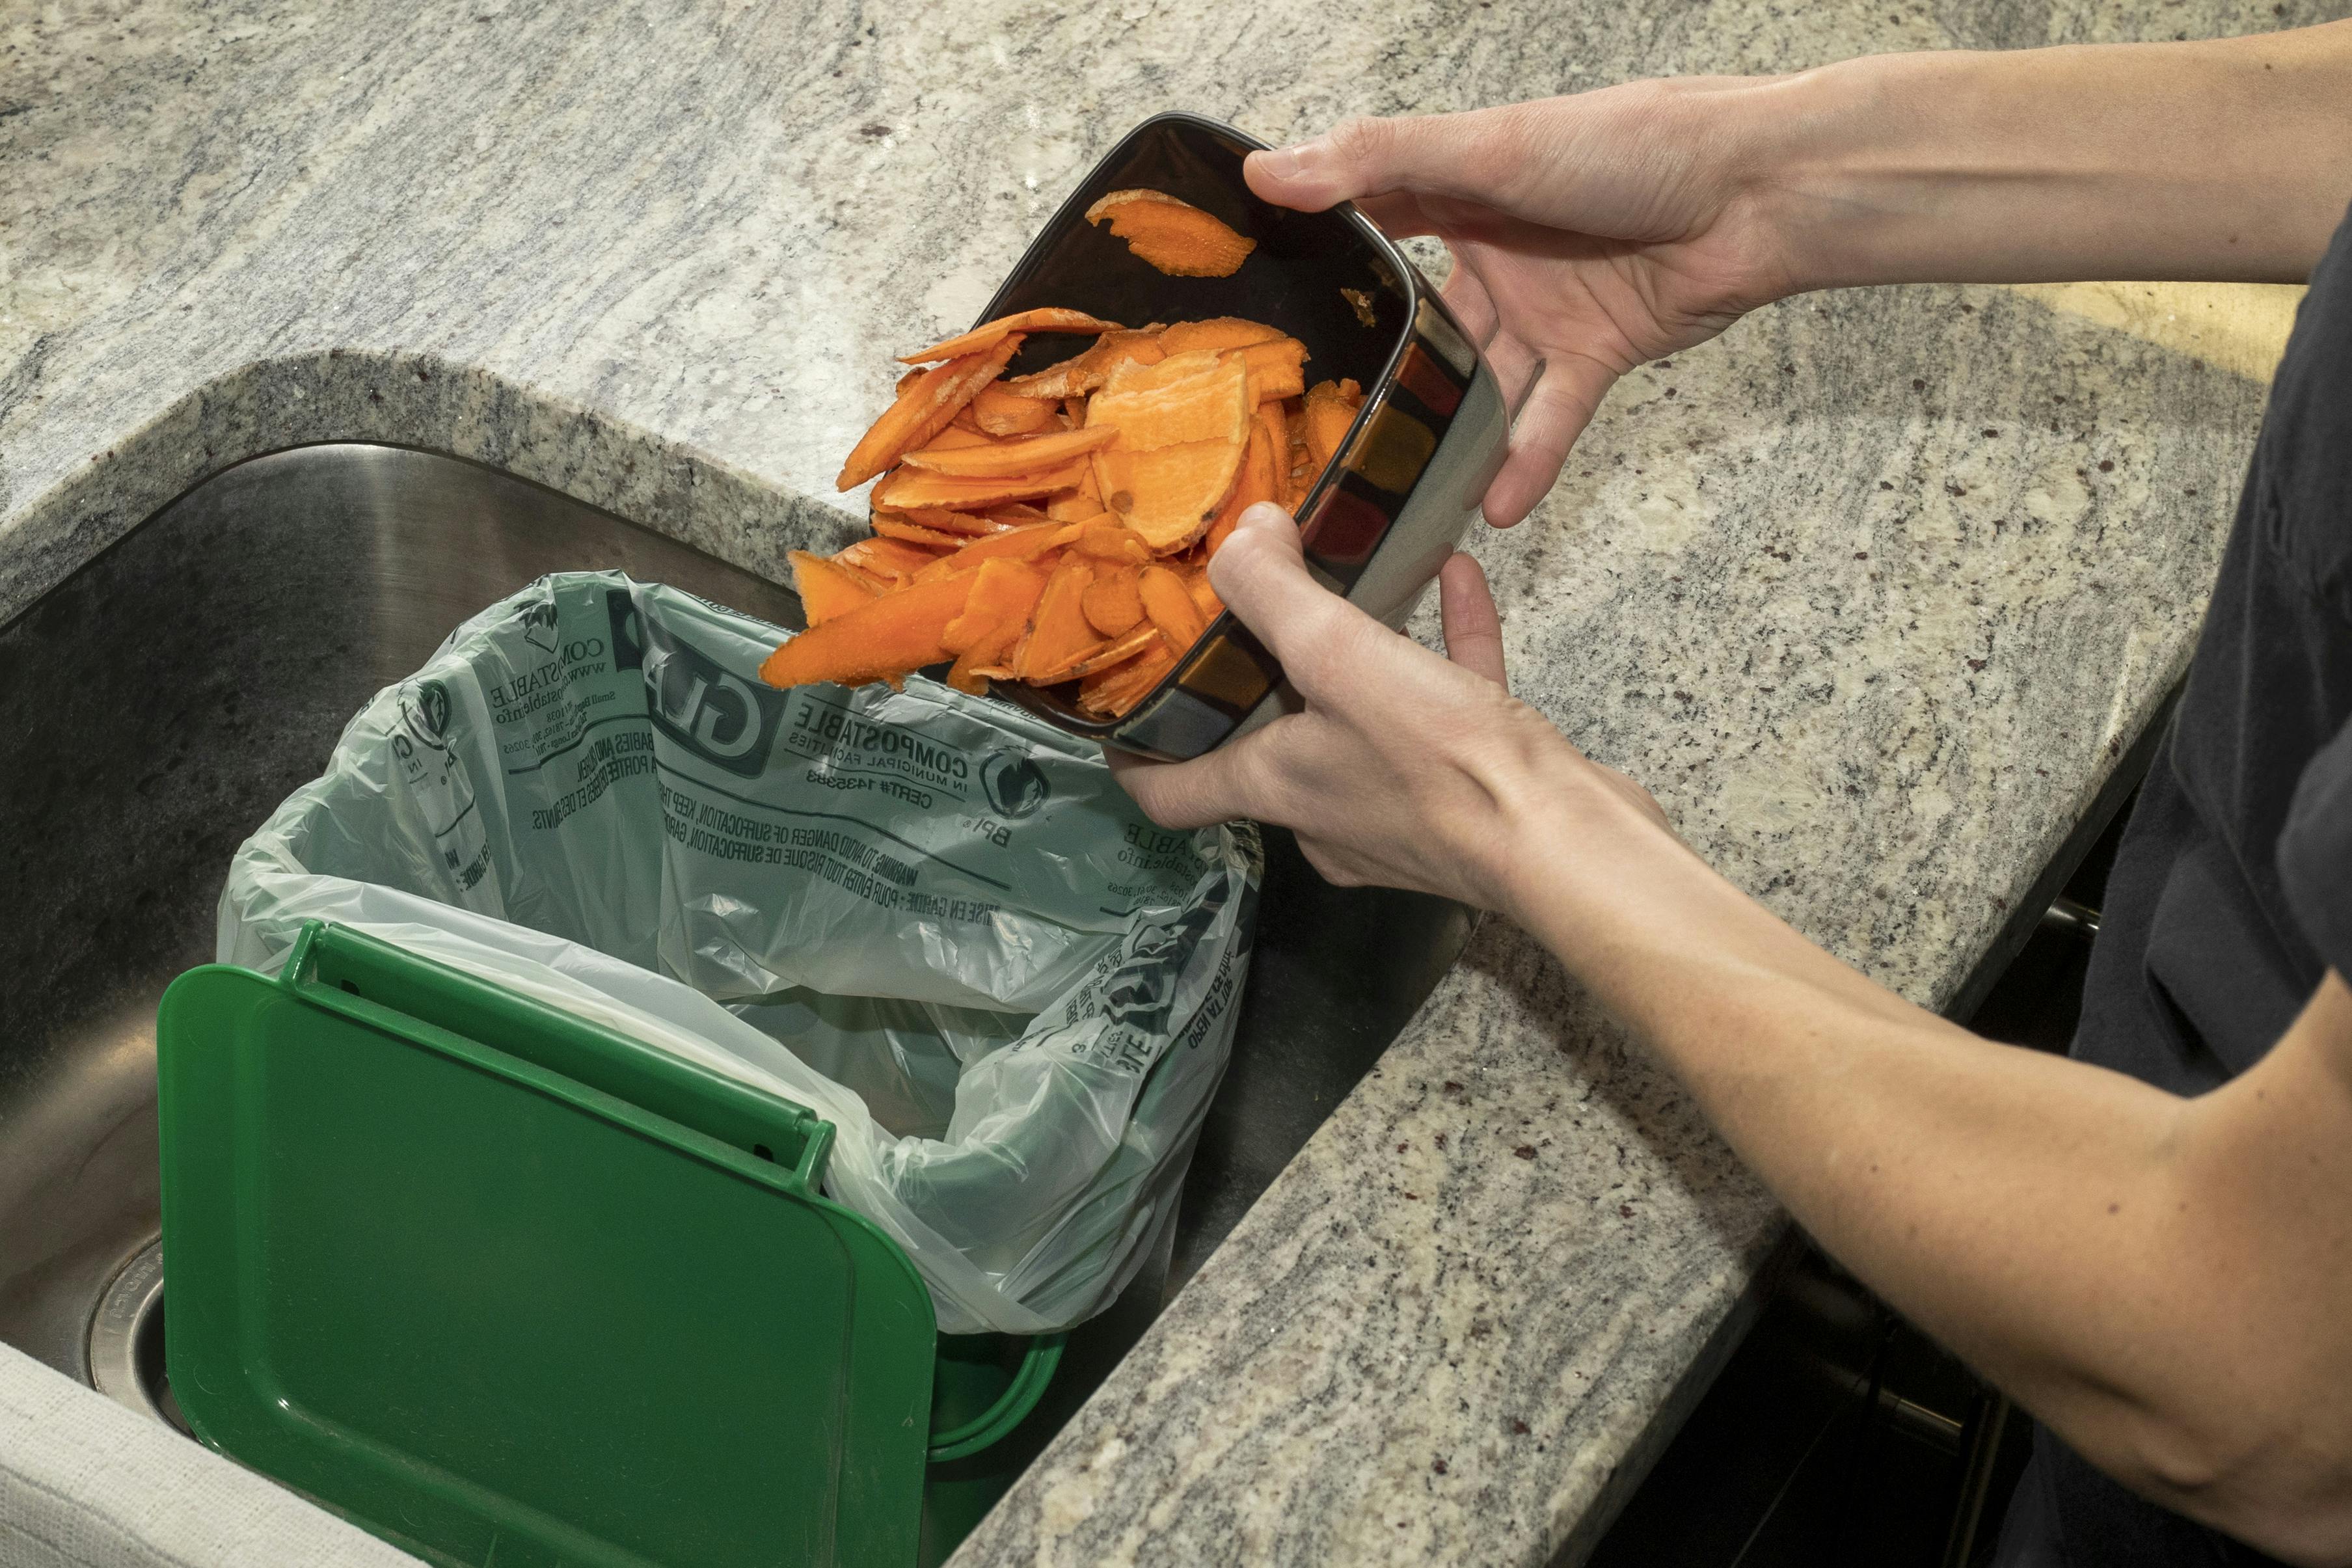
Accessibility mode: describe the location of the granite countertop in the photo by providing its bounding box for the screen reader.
[0,1,2314,1563]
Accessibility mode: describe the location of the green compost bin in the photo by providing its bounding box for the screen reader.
[156,921,1061,1568]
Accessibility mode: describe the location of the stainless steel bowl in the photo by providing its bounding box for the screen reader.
[969,112,1509,760]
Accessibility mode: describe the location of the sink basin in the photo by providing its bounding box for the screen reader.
[0,444,1470,1488]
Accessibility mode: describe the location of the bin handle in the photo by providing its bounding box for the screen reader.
[926,1334,1066,1463]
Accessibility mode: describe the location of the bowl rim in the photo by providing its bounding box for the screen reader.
[971,109,1436,744]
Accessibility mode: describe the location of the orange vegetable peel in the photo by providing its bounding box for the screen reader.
[1085,189,1257,278]
[902,424,1118,478]
[837,336,1023,491]
[899,308,1122,364]
[790,550,884,627]
[776,268,1354,717]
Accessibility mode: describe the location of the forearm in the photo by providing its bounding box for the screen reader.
[1737,23,2352,288]
[1494,769,2186,1408]
[1493,765,2352,1557]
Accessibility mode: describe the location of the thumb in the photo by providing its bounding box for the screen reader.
[1204,503,1355,670]
[1244,111,1501,213]
[1105,730,1271,830]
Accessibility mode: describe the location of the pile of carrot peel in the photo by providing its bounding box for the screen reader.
[760,190,1364,720]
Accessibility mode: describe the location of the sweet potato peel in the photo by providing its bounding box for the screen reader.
[1085,351,1250,552]
[1081,567,1145,636]
[1074,519,1152,563]
[1303,378,1363,476]
[923,425,996,452]
[837,536,941,582]
[972,382,1057,436]
[1085,189,1256,278]
[899,308,1122,365]
[1092,439,1245,554]
[1005,329,1167,399]
[912,520,1084,584]
[790,550,882,626]
[1138,565,1208,647]
[943,558,1046,656]
[1014,555,1099,682]
[769,258,1366,717]
[1206,410,1281,556]
[1185,570,1224,622]
[871,459,1091,512]
[837,336,1024,490]
[1239,338,1308,405]
[885,504,1004,537]
[902,424,1117,478]
[1063,624,1163,681]
[1089,351,1250,450]
[872,514,975,549]
[759,573,975,690]
[1079,643,1177,716]
[1158,317,1285,356]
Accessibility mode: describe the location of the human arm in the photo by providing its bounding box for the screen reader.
[1113,506,2352,1565]
[1252,20,2352,524]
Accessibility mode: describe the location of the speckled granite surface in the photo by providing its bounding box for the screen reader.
[0,1,2320,1563]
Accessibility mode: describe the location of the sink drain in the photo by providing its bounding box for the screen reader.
[86,1238,187,1434]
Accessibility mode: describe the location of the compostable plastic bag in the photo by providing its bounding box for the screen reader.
[219,570,1258,1334]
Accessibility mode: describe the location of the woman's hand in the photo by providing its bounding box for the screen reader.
[1247,27,2352,530]
[1107,504,1669,913]
[1247,81,1804,526]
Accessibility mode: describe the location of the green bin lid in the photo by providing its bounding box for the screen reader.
[157,921,938,1568]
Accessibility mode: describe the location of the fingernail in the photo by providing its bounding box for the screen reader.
[1260,143,1308,181]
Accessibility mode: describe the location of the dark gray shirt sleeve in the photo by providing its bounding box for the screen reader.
[2279,712,2352,981]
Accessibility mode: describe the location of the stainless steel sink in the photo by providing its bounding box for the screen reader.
[0,443,1468,1474]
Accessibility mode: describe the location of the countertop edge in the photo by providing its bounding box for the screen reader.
[0,349,865,632]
